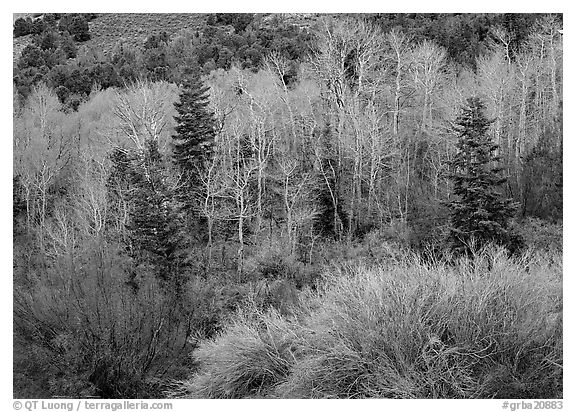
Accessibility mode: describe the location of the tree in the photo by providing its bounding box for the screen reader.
[521,125,562,221]
[30,18,46,36]
[18,45,45,69]
[58,32,78,59]
[447,97,521,255]
[112,80,175,152]
[69,15,90,42]
[313,123,348,239]
[408,40,447,131]
[105,147,131,236]
[387,28,412,136]
[126,139,188,291]
[171,67,217,212]
[14,17,31,37]
[13,84,72,247]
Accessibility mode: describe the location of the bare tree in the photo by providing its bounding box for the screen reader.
[111,80,177,152]
[13,84,72,247]
[477,50,514,154]
[490,26,514,66]
[274,155,316,255]
[408,40,447,131]
[217,120,259,279]
[195,155,228,270]
[387,28,412,136]
[234,69,277,234]
[73,153,109,238]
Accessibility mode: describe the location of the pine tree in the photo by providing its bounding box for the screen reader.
[171,67,216,208]
[447,97,522,255]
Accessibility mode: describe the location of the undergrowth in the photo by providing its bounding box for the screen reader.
[176,247,563,399]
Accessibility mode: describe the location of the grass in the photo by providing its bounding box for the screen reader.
[176,247,562,399]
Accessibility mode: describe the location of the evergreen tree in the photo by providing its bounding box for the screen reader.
[447,97,521,255]
[69,15,90,42]
[171,67,216,224]
[14,17,31,38]
[127,140,188,291]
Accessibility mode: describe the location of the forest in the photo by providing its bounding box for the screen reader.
[13,13,562,399]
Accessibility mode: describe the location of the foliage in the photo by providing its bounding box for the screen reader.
[367,13,560,68]
[126,140,188,291]
[171,67,216,199]
[447,97,522,255]
[14,14,94,105]
[512,218,562,253]
[14,17,33,38]
[68,15,91,42]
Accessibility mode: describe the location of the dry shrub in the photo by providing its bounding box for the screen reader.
[176,307,303,398]
[178,247,562,398]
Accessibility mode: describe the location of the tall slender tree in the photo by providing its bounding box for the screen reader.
[171,67,218,247]
[172,67,217,208]
[447,97,521,255]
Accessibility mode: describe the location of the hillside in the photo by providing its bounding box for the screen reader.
[12,13,315,61]
[13,13,207,62]
[84,13,207,55]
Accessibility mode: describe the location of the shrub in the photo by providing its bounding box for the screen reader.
[313,231,406,270]
[177,248,562,398]
[251,278,300,317]
[244,238,300,281]
[175,307,303,398]
[513,218,562,252]
[13,241,220,398]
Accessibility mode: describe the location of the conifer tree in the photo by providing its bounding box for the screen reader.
[127,139,188,291]
[447,97,521,255]
[171,67,216,210]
